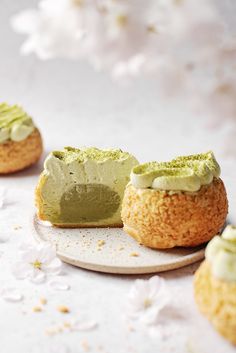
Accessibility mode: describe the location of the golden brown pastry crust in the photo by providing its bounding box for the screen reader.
[35,173,123,228]
[121,178,228,249]
[194,260,236,345]
[0,128,43,174]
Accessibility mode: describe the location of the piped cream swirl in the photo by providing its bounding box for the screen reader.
[130,151,220,192]
[206,225,236,282]
[0,103,35,143]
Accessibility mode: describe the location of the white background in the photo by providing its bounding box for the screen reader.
[0,1,236,352]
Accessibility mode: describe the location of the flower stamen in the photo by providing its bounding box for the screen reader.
[143,298,152,308]
[32,260,42,269]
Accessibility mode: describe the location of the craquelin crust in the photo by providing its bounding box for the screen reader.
[0,128,43,174]
[194,260,236,345]
[121,178,228,249]
[35,173,123,228]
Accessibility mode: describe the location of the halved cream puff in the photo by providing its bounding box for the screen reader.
[35,147,138,227]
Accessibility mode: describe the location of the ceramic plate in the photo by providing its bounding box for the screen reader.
[32,213,205,274]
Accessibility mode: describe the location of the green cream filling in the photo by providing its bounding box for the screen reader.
[60,184,120,223]
[206,225,236,282]
[131,151,220,192]
[0,103,35,143]
[40,147,138,224]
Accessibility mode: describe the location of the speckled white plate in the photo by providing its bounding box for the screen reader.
[32,213,205,274]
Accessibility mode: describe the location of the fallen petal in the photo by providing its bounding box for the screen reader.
[1,287,23,302]
[0,187,6,208]
[0,232,11,243]
[71,319,98,331]
[48,279,70,291]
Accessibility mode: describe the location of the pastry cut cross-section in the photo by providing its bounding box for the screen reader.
[35,147,138,227]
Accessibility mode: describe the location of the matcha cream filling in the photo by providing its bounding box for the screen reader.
[0,103,35,143]
[130,151,220,192]
[206,225,236,282]
[40,147,138,224]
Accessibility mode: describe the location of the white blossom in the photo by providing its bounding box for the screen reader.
[12,242,62,283]
[127,276,170,325]
[10,0,236,122]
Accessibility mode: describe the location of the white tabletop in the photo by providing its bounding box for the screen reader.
[0,1,236,352]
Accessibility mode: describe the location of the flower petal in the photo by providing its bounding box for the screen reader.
[1,287,23,302]
[48,279,70,291]
[71,318,98,331]
[38,242,57,263]
[12,261,32,279]
[43,257,62,275]
[30,268,46,284]
[0,187,6,208]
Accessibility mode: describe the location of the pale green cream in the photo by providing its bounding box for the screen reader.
[206,225,236,282]
[131,151,220,192]
[0,103,35,143]
[40,147,138,225]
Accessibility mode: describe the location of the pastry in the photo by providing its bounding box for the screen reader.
[35,147,138,227]
[121,151,228,249]
[194,225,236,345]
[0,103,43,174]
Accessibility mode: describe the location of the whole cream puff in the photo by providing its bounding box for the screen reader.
[194,225,236,345]
[121,151,228,249]
[0,103,43,174]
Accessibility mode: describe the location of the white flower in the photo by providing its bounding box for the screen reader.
[12,242,62,283]
[127,276,170,325]
[10,0,236,124]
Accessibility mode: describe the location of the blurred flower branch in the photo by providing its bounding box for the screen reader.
[11,0,236,120]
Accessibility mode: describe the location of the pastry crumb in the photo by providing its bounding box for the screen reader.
[40,297,47,305]
[13,225,22,230]
[45,327,57,336]
[81,340,90,352]
[57,305,70,314]
[97,240,105,247]
[33,306,42,312]
[63,321,72,328]
[130,252,139,257]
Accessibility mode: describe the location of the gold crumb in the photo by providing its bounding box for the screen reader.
[63,321,72,328]
[40,297,47,305]
[81,340,90,352]
[97,240,106,247]
[130,252,139,257]
[13,225,22,230]
[118,246,124,251]
[127,324,135,332]
[33,306,42,312]
[45,327,57,336]
[57,305,70,314]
